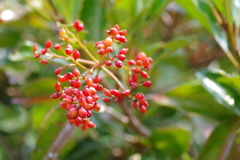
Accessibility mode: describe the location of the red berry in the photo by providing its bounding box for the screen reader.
[93,75,100,83]
[65,72,73,80]
[105,60,112,66]
[123,89,131,96]
[143,59,150,68]
[82,88,90,96]
[111,89,120,97]
[79,97,86,107]
[54,82,62,92]
[50,93,60,99]
[143,81,152,87]
[118,30,127,36]
[92,95,100,101]
[108,28,118,35]
[118,54,126,61]
[68,108,78,117]
[106,47,113,53]
[58,75,67,82]
[54,68,62,75]
[73,20,84,31]
[139,106,147,114]
[136,60,143,66]
[34,53,40,59]
[114,97,120,103]
[140,71,149,78]
[87,121,95,128]
[127,60,135,65]
[73,49,80,60]
[60,102,68,109]
[104,89,111,97]
[78,108,87,117]
[54,44,61,50]
[63,97,73,104]
[76,91,84,99]
[86,77,93,87]
[102,97,112,103]
[65,44,72,55]
[133,101,139,109]
[139,99,149,107]
[119,48,129,55]
[85,96,93,103]
[73,67,80,77]
[98,49,106,55]
[40,59,48,65]
[96,84,103,91]
[40,48,47,55]
[147,57,153,64]
[45,40,52,48]
[118,36,127,43]
[81,124,87,131]
[132,74,138,83]
[133,68,141,74]
[95,41,103,48]
[115,60,123,68]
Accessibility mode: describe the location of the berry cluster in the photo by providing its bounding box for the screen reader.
[32,20,153,131]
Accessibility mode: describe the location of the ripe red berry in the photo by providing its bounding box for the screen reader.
[104,89,111,97]
[119,30,127,36]
[54,82,62,92]
[65,72,74,80]
[60,101,68,109]
[115,60,123,68]
[78,108,87,117]
[143,81,152,87]
[68,108,78,117]
[140,99,149,107]
[118,36,127,43]
[132,74,138,83]
[139,106,147,114]
[82,88,90,96]
[98,49,106,55]
[108,27,118,35]
[89,87,97,95]
[127,60,135,65]
[93,75,100,83]
[73,20,84,31]
[73,67,80,77]
[123,89,131,96]
[63,97,73,104]
[81,124,87,131]
[45,40,52,48]
[79,97,86,106]
[133,68,141,74]
[58,75,67,82]
[73,50,80,60]
[34,54,40,59]
[54,68,62,75]
[119,48,129,55]
[85,96,93,103]
[40,59,48,65]
[143,59,150,68]
[40,48,47,55]
[136,60,143,66]
[105,60,112,66]
[87,121,95,128]
[118,54,126,61]
[106,47,113,53]
[133,101,139,109]
[54,44,61,50]
[50,93,60,99]
[65,44,72,55]
[92,95,100,101]
[140,71,149,78]
[102,97,112,103]
[96,84,103,91]
[111,89,120,97]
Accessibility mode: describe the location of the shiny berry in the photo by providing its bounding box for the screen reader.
[105,60,112,66]
[78,108,87,117]
[115,60,123,68]
[118,54,126,61]
[40,59,48,65]
[143,81,152,87]
[68,108,78,117]
[54,44,61,50]
[73,50,80,60]
[111,89,120,97]
[140,71,149,78]
[102,97,112,103]
[98,49,106,55]
[127,60,135,65]
[45,40,52,48]
[40,48,47,55]
[73,67,80,77]
[108,28,118,35]
[54,68,62,75]
[139,106,147,114]
[54,82,62,92]
[104,89,111,97]
[103,37,112,47]
[93,75,100,83]
[119,48,129,55]
[65,72,73,80]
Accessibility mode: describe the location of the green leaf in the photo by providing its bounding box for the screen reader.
[151,127,190,158]
[8,41,34,61]
[165,80,236,120]
[31,107,69,160]
[21,78,57,98]
[81,0,107,41]
[196,69,240,116]
[198,119,240,160]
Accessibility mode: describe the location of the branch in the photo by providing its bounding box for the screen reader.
[43,122,76,160]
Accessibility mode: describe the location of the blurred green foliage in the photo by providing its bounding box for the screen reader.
[0,0,240,160]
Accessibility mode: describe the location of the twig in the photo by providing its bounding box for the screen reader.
[43,122,76,160]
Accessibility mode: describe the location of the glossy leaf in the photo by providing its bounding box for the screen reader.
[151,127,190,158]
[198,119,240,160]
[196,70,240,116]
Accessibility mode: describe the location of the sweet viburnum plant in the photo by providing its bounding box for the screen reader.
[32,20,153,131]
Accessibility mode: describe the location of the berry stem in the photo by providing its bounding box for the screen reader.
[73,59,91,72]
